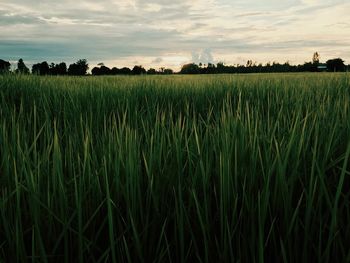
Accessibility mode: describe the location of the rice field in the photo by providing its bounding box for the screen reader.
[1,73,350,262]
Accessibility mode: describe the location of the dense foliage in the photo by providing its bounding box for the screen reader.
[1,73,350,262]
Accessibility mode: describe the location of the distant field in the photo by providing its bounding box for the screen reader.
[1,73,350,262]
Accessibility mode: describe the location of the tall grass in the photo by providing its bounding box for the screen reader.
[0,73,350,262]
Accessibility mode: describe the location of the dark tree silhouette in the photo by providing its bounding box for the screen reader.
[91,67,99,75]
[111,67,120,75]
[246,60,253,67]
[16,59,29,74]
[32,62,50,75]
[55,63,67,75]
[119,67,132,75]
[147,68,157,75]
[216,62,226,73]
[326,58,346,72]
[48,63,58,75]
[50,62,67,75]
[146,68,174,75]
[163,68,173,75]
[68,59,89,75]
[32,62,67,75]
[92,65,111,75]
[312,52,320,64]
[0,59,11,73]
[180,63,200,74]
[132,65,146,75]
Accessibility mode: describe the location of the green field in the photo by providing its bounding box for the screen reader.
[1,73,350,262]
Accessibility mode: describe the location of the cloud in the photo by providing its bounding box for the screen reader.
[152,57,163,64]
[0,0,349,67]
[191,49,214,64]
[0,11,43,25]
[235,11,270,18]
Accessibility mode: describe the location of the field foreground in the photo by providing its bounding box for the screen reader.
[1,73,350,262]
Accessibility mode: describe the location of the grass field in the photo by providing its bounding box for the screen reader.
[1,73,350,262]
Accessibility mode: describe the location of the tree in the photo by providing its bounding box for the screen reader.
[50,63,56,73]
[56,62,67,75]
[163,68,173,75]
[119,67,132,75]
[16,58,29,74]
[51,62,67,75]
[147,68,157,75]
[246,60,253,67]
[92,65,111,75]
[326,58,346,72]
[111,67,120,75]
[91,67,99,75]
[31,62,67,75]
[99,65,110,75]
[132,65,146,75]
[216,62,226,73]
[0,59,11,74]
[180,63,200,74]
[68,59,89,75]
[312,52,320,64]
[32,61,50,75]
[203,63,217,74]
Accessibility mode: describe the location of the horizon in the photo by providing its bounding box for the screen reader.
[1,0,350,70]
[3,56,348,74]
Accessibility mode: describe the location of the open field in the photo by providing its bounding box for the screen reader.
[1,73,350,262]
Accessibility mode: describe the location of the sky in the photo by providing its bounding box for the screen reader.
[0,0,349,70]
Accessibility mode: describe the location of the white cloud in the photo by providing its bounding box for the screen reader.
[144,3,162,12]
[192,49,214,64]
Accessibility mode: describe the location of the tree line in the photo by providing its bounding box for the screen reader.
[0,53,349,76]
[180,55,349,74]
[0,59,173,76]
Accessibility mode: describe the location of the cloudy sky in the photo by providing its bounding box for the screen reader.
[0,0,349,70]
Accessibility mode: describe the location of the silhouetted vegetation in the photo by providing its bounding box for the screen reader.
[158,67,174,75]
[326,58,346,72]
[15,59,29,74]
[119,67,132,75]
[147,68,157,75]
[1,53,349,76]
[163,68,173,74]
[32,61,50,75]
[179,60,349,74]
[179,60,335,74]
[91,65,132,75]
[0,59,11,74]
[312,52,320,66]
[180,63,201,74]
[132,65,146,75]
[144,67,174,75]
[91,65,112,75]
[50,62,68,75]
[32,62,68,75]
[68,59,89,76]
[90,64,174,76]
